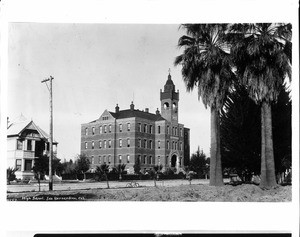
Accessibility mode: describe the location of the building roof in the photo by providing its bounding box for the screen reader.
[109,109,165,121]
[7,115,58,143]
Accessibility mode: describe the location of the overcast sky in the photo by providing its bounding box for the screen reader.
[8,23,211,160]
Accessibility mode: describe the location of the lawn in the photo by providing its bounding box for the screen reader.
[7,183,291,202]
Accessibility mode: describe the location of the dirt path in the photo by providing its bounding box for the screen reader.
[7,183,291,202]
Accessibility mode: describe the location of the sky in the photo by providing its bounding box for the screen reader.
[8,23,211,161]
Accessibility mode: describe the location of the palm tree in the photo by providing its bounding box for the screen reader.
[174,24,235,186]
[228,23,292,188]
[96,164,110,189]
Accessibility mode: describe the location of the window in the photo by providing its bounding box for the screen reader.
[99,141,102,149]
[148,156,151,164]
[152,156,156,165]
[119,139,122,148]
[92,127,95,135]
[149,125,153,134]
[104,125,107,133]
[138,123,142,132]
[104,140,107,149]
[99,126,103,134]
[16,159,22,171]
[180,142,183,151]
[175,127,178,136]
[158,140,161,149]
[99,156,102,164]
[127,123,131,131]
[108,140,112,148]
[27,140,32,151]
[108,155,111,164]
[138,155,141,164]
[175,142,178,150]
[119,155,122,163]
[91,156,94,164]
[85,128,88,135]
[172,141,175,149]
[85,142,88,149]
[127,155,130,163]
[138,139,141,148]
[119,124,123,132]
[180,128,183,137]
[167,126,170,134]
[109,124,112,133]
[144,124,147,133]
[166,156,169,165]
[158,125,161,134]
[103,155,106,164]
[167,140,170,150]
[92,141,95,149]
[144,139,147,149]
[158,156,161,165]
[17,139,23,150]
[149,140,153,149]
[127,138,130,147]
[172,127,175,135]
[144,155,147,164]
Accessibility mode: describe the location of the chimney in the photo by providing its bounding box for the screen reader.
[130,101,134,111]
[156,108,160,115]
[145,108,149,113]
[115,104,119,113]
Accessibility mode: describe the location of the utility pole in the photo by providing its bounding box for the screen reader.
[41,76,54,191]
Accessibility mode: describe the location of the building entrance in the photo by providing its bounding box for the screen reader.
[171,154,177,167]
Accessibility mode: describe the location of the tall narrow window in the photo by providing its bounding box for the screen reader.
[119,124,123,132]
[167,140,170,150]
[99,141,102,149]
[148,156,151,164]
[16,159,22,170]
[158,156,161,165]
[104,125,107,133]
[99,156,102,164]
[17,139,23,150]
[144,124,147,133]
[152,156,156,165]
[119,155,122,163]
[180,142,183,151]
[175,142,178,150]
[85,128,88,135]
[127,155,130,163]
[119,139,122,148]
[138,155,141,164]
[172,141,175,149]
[108,155,111,164]
[167,126,170,134]
[144,155,147,164]
[149,125,153,134]
[92,127,95,135]
[85,142,88,149]
[144,139,147,149]
[180,128,183,137]
[103,155,106,164]
[158,126,161,134]
[27,140,32,151]
[109,124,112,133]
[127,138,130,147]
[108,140,111,148]
[127,123,131,131]
[138,139,141,148]
[158,140,161,149]
[92,141,95,149]
[104,140,107,149]
[91,156,94,164]
[99,126,102,134]
[149,140,153,149]
[175,127,178,136]
[138,123,142,132]
[166,156,169,165]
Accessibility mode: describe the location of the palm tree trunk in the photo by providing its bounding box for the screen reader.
[260,101,277,188]
[209,107,224,186]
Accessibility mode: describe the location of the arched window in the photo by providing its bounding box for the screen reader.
[92,141,94,149]
[164,102,169,109]
[127,155,130,163]
[85,128,88,135]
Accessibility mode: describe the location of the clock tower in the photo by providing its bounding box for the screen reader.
[160,71,179,124]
